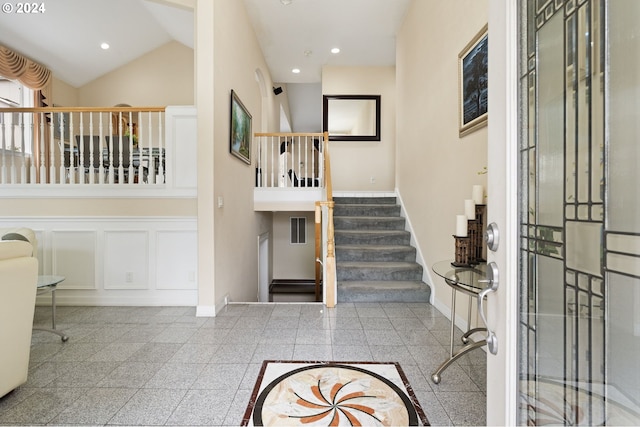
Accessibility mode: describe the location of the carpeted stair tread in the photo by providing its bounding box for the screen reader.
[337,280,431,303]
[334,230,412,246]
[334,216,406,230]
[336,245,416,262]
[337,261,423,281]
[334,197,397,205]
[334,204,401,217]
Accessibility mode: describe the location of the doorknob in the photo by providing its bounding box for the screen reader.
[485,222,499,252]
[478,261,499,355]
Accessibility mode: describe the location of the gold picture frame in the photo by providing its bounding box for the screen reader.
[459,24,488,137]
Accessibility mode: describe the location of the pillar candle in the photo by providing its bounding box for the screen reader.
[455,215,468,237]
[472,185,484,204]
[464,199,476,220]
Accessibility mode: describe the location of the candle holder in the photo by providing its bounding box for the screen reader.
[474,204,486,263]
[452,235,473,267]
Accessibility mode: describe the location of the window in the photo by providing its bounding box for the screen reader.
[0,78,34,154]
[290,217,306,244]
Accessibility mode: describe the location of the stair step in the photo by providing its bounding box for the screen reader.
[269,279,317,294]
[335,230,411,246]
[336,261,423,281]
[337,280,431,303]
[334,196,397,205]
[334,216,405,231]
[334,203,401,217]
[336,245,416,262]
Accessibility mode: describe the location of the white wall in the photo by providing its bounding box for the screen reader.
[272,212,315,279]
[396,0,489,319]
[196,0,280,313]
[322,66,396,191]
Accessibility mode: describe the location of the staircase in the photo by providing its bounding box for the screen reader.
[334,196,431,303]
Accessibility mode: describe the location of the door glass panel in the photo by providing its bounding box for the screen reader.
[518,0,640,424]
[537,13,564,227]
[609,0,640,233]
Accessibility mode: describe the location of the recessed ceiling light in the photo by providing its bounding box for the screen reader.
[280,0,292,5]
[331,47,340,54]
[292,68,301,74]
[100,42,110,50]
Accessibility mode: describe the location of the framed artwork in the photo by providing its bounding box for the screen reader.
[459,24,488,137]
[229,89,252,164]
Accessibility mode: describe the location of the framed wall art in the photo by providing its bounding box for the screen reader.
[459,24,488,137]
[229,89,252,164]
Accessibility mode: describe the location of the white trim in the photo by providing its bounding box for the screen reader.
[196,305,216,317]
[487,0,519,425]
[395,188,434,304]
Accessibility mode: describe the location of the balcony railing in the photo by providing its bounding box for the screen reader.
[254,133,324,188]
[0,106,165,185]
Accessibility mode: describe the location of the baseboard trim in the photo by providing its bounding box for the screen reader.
[196,305,216,317]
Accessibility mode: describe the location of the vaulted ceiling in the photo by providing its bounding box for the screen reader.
[0,0,410,87]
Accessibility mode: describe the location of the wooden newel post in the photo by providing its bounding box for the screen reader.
[314,203,322,302]
[325,201,336,308]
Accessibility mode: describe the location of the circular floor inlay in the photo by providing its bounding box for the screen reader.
[253,364,418,426]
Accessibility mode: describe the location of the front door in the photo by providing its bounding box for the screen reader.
[487,0,640,424]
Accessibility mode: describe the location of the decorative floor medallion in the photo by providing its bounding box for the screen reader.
[242,361,429,426]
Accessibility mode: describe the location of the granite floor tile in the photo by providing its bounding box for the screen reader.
[96,361,164,388]
[49,387,137,425]
[107,388,187,425]
[332,345,374,361]
[210,343,257,364]
[191,363,248,390]
[143,363,205,389]
[295,328,332,345]
[5,303,486,427]
[168,343,220,364]
[437,391,487,426]
[250,343,295,363]
[166,388,236,426]
[292,344,333,360]
[86,342,145,362]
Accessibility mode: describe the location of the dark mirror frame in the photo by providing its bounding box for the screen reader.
[322,95,381,141]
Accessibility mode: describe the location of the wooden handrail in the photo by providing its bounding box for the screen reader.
[0,107,166,113]
[255,132,324,137]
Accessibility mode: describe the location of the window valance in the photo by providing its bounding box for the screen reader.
[0,45,51,90]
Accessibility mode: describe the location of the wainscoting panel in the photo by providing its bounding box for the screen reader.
[104,231,149,290]
[51,230,97,290]
[0,217,197,306]
[155,230,198,290]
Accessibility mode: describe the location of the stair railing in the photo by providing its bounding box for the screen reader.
[315,131,336,307]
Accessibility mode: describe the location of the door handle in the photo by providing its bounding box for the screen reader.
[477,261,499,354]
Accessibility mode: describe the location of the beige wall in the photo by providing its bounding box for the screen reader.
[78,41,194,107]
[196,0,279,310]
[272,212,315,279]
[396,0,489,317]
[322,66,396,191]
[51,77,79,106]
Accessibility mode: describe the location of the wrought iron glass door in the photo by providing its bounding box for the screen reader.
[518,0,640,424]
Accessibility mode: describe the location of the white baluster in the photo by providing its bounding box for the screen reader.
[10,116,17,183]
[20,113,26,183]
[27,113,36,184]
[147,111,154,184]
[49,110,56,184]
[270,136,275,187]
[127,111,133,184]
[136,111,143,183]
[88,113,95,184]
[118,113,124,184]
[0,114,6,184]
[39,112,46,183]
[78,112,84,185]
[98,113,105,184]
[158,111,164,184]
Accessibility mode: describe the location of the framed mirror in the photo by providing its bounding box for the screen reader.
[322,95,381,141]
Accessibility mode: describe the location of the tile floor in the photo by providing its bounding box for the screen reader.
[0,302,486,426]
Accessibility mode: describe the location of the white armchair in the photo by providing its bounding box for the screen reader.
[0,235,38,398]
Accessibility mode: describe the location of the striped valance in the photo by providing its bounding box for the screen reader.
[0,45,51,90]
